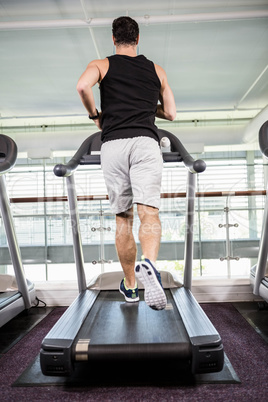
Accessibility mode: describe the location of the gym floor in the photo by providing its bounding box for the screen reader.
[0,301,267,356]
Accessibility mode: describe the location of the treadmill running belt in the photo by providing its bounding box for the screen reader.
[73,290,191,363]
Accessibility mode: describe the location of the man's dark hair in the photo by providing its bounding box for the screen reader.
[112,16,139,46]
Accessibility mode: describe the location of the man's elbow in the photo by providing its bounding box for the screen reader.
[76,81,87,97]
[167,110,177,121]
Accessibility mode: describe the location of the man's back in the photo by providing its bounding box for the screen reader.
[100,54,161,143]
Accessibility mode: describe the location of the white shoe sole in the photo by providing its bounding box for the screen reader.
[135,261,167,310]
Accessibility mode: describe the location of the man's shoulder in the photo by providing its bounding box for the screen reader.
[154,64,166,83]
[89,58,109,67]
[89,58,109,81]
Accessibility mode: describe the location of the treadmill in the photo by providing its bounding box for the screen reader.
[40,129,224,376]
[251,120,268,303]
[0,134,35,327]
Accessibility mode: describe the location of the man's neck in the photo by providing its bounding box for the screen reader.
[115,45,137,57]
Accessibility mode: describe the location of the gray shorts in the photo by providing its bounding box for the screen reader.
[101,137,162,215]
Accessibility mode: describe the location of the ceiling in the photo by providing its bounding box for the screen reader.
[0,0,268,153]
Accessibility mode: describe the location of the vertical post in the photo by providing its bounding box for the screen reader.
[99,203,105,274]
[183,171,196,289]
[66,175,87,292]
[0,175,31,309]
[263,155,268,189]
[43,160,49,281]
[247,151,257,240]
[253,180,268,295]
[224,204,231,279]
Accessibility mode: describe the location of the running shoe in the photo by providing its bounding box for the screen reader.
[119,278,139,303]
[135,259,167,310]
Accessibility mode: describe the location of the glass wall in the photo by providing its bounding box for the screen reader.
[0,150,267,283]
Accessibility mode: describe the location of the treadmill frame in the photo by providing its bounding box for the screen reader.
[40,130,224,376]
[251,121,268,303]
[0,135,35,328]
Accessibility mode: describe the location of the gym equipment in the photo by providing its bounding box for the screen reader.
[0,134,35,327]
[40,129,224,376]
[251,121,268,303]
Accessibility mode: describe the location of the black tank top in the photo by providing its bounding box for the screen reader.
[100,55,161,143]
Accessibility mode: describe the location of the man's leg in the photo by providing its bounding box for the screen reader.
[135,203,166,310]
[137,204,161,262]
[116,207,137,288]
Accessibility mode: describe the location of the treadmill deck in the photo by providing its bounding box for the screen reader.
[75,290,190,346]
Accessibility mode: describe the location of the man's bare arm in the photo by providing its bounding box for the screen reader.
[155,64,176,121]
[76,61,102,129]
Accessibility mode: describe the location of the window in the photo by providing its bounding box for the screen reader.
[0,150,266,282]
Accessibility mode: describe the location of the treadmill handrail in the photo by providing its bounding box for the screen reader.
[54,132,101,177]
[54,129,206,291]
[0,134,32,312]
[53,130,206,177]
[0,134,18,175]
[259,120,268,159]
[158,129,206,173]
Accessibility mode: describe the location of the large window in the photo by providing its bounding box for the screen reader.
[0,150,267,282]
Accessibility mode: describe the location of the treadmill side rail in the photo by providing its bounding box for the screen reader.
[40,289,99,376]
[171,287,224,374]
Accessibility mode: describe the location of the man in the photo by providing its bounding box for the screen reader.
[77,16,176,310]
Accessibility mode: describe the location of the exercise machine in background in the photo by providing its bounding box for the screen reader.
[0,134,35,327]
[251,120,268,305]
[40,129,224,377]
